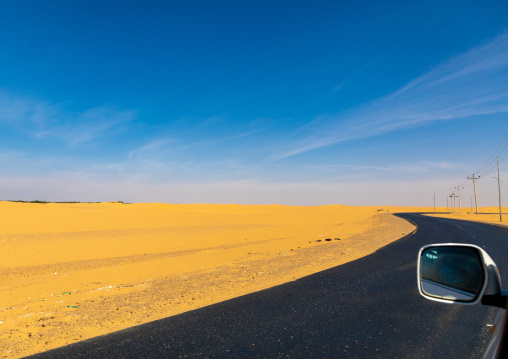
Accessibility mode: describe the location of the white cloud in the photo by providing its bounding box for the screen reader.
[177,129,263,150]
[127,139,176,161]
[67,106,136,145]
[0,90,136,145]
[276,31,508,159]
[0,90,59,127]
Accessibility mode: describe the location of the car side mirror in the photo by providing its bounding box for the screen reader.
[417,243,502,305]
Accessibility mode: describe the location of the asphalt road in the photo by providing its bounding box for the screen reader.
[27,213,508,359]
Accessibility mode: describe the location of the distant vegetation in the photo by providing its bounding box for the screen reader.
[2,200,126,204]
[4,200,89,204]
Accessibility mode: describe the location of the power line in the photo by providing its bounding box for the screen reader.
[462,181,474,191]
[477,152,508,177]
[498,152,508,165]
[475,145,507,175]
[445,133,507,211]
[473,133,508,175]
[477,145,508,175]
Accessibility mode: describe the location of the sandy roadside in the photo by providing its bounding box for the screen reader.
[425,206,508,228]
[0,202,421,358]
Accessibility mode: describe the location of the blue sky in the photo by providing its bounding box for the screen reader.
[0,0,507,206]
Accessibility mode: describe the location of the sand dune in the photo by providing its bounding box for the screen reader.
[0,202,422,358]
[427,207,508,225]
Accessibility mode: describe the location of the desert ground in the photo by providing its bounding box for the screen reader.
[0,201,471,358]
[427,206,508,226]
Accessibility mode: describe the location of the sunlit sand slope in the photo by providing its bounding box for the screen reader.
[0,202,420,358]
[426,206,508,226]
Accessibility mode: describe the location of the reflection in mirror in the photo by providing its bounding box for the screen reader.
[420,246,484,302]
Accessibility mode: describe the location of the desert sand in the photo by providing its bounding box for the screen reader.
[1,202,424,358]
[426,206,508,227]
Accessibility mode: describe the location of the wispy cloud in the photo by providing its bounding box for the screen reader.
[0,90,136,145]
[276,31,508,159]
[64,106,136,145]
[125,136,262,181]
[0,90,58,126]
[339,161,462,173]
[128,139,175,161]
[177,129,263,150]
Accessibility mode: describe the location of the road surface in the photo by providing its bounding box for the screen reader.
[27,213,508,358]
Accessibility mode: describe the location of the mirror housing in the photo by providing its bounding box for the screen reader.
[418,243,502,305]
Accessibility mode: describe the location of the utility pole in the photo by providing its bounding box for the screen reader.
[455,185,464,213]
[450,193,458,213]
[447,195,449,213]
[434,191,436,213]
[467,174,480,214]
[496,157,502,222]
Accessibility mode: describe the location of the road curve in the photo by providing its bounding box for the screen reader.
[26,213,508,359]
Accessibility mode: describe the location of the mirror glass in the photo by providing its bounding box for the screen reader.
[419,246,484,302]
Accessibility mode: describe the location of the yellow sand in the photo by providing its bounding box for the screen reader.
[0,202,423,358]
[426,206,508,227]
